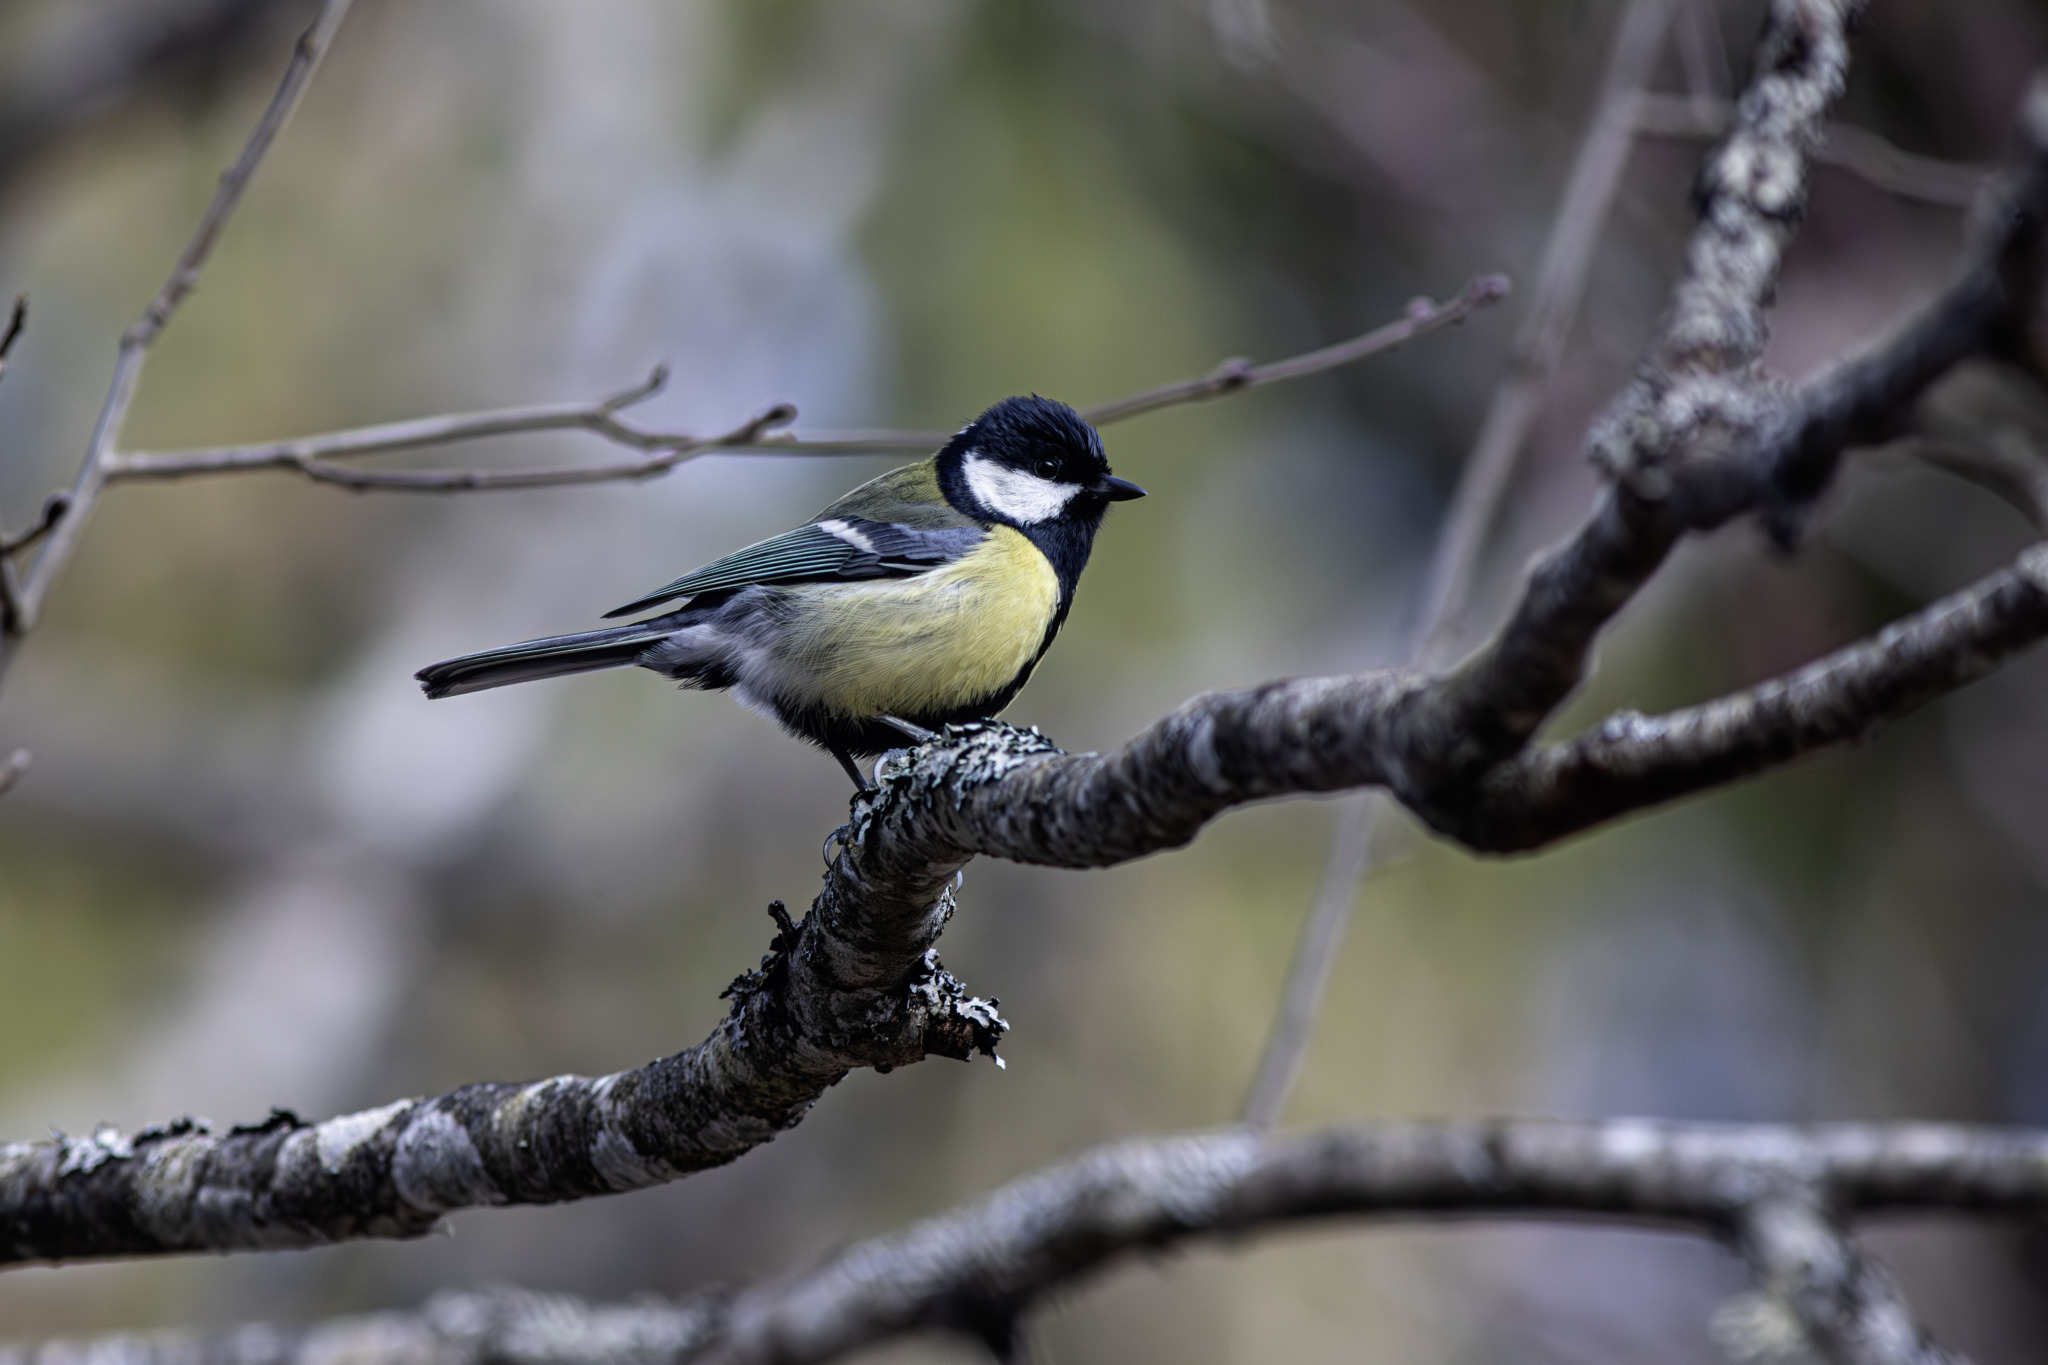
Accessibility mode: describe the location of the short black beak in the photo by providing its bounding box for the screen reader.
[1095,474,1147,501]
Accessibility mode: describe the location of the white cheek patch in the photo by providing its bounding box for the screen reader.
[961,452,1081,525]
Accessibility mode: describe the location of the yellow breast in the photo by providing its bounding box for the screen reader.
[769,526,1060,719]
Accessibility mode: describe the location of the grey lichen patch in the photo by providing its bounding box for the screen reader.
[588,1127,674,1193]
[903,949,1008,1067]
[857,722,1065,851]
[393,1108,502,1213]
[54,1125,133,1177]
[1712,1291,1815,1365]
[131,1135,211,1247]
[2018,543,2048,590]
[314,1099,411,1174]
[1181,711,1228,794]
[720,899,802,1030]
[486,1080,561,1159]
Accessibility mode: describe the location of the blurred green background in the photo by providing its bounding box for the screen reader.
[2,0,2047,1360]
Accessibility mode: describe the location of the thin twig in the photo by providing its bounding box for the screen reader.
[1240,0,1677,1132]
[1632,92,1989,208]
[0,493,73,628]
[1675,0,1731,107]
[1235,793,1380,1127]
[0,295,30,628]
[0,0,356,653]
[1418,0,1680,659]
[1076,275,1509,426]
[101,276,1509,489]
[0,295,25,380]
[283,403,801,491]
[0,495,73,557]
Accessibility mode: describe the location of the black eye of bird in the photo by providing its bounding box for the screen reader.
[1033,456,1061,480]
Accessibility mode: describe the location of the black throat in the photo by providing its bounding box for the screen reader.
[1017,508,1103,613]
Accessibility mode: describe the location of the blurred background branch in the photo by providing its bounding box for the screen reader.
[0,0,355,679]
[1242,0,1680,1134]
[0,0,305,196]
[14,1118,2037,1365]
[96,275,1507,491]
[1632,92,1991,208]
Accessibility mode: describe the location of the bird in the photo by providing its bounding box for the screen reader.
[415,395,1145,788]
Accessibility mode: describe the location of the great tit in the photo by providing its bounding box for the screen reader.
[415,395,1145,786]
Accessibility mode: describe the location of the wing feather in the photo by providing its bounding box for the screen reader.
[602,519,984,619]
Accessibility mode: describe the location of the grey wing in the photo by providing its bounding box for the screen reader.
[602,518,984,619]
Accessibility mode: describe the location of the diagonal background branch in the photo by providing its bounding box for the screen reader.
[1242,0,1680,1132]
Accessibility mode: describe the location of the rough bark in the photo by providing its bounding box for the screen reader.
[14,1119,2039,1365]
[0,897,1003,1264]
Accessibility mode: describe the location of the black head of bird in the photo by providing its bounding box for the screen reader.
[416,395,1144,787]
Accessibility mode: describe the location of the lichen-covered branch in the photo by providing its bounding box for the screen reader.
[834,521,2048,866]
[1457,543,2048,849]
[0,894,1004,1265]
[15,1118,2035,1365]
[1721,1196,1963,1365]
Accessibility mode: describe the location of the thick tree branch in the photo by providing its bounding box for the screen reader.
[96,276,1507,489]
[0,889,1005,1264]
[1457,542,2048,848]
[12,1118,2031,1365]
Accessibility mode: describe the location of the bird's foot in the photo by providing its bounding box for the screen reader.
[829,745,871,791]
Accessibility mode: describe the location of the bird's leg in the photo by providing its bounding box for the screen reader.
[878,714,937,743]
[829,745,870,791]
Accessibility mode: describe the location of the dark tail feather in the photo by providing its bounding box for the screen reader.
[416,622,673,699]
